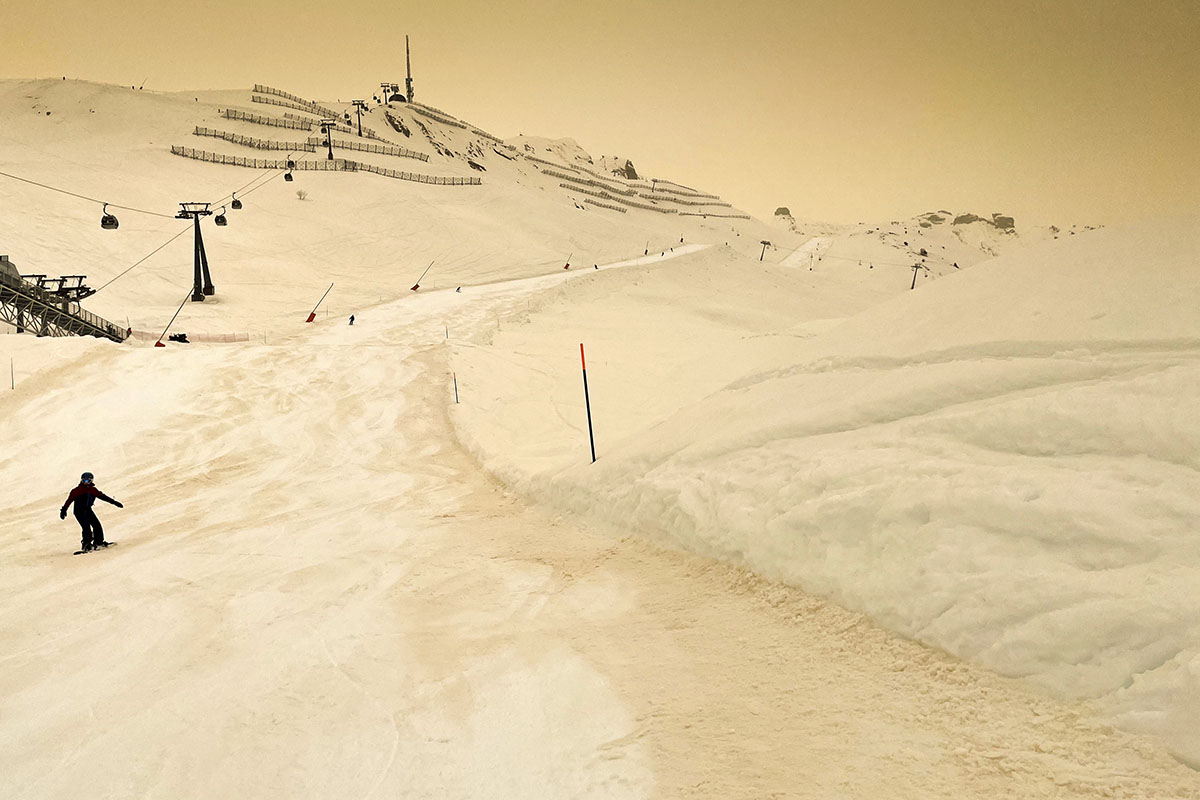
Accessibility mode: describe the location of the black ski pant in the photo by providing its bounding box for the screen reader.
[74,508,105,549]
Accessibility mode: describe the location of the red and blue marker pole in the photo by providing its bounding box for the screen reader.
[580,343,596,463]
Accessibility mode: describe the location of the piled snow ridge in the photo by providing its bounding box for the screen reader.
[455,215,1200,766]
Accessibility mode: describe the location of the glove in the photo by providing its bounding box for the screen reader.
[115,501,124,508]
[60,509,66,520]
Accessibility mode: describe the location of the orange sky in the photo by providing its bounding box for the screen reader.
[3,0,1197,225]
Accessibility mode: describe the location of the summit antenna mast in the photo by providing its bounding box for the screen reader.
[405,35,414,103]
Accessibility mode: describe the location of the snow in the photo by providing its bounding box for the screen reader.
[2,78,1200,797]
[452,214,1200,769]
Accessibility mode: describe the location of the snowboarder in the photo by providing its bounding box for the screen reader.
[60,472,123,552]
[349,315,355,326]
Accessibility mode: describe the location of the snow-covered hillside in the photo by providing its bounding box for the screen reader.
[0,79,775,336]
[453,213,1200,767]
[3,78,1199,797]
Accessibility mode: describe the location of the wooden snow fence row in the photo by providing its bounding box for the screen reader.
[409,101,463,123]
[541,168,637,197]
[252,85,341,119]
[170,146,481,185]
[304,135,429,162]
[407,105,512,148]
[642,193,733,209]
[223,109,313,131]
[283,113,393,145]
[195,127,316,152]
[524,154,583,173]
[608,195,677,214]
[557,185,628,213]
[252,94,340,119]
[547,177,676,214]
[678,211,751,219]
[633,181,722,201]
[407,104,469,130]
[285,112,352,133]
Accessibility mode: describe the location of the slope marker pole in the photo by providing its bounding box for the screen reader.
[155,289,192,347]
[580,343,596,463]
[307,282,334,322]
[453,371,459,403]
[410,260,435,291]
[563,251,573,270]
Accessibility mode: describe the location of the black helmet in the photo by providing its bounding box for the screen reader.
[81,472,94,482]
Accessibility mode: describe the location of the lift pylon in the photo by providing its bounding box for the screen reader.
[176,203,214,301]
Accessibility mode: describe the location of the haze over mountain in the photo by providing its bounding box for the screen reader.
[2,78,1198,798]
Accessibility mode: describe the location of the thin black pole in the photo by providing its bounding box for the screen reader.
[453,371,459,404]
[911,264,919,290]
[580,343,596,463]
[156,289,192,346]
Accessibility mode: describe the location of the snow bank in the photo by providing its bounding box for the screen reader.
[451,214,1200,766]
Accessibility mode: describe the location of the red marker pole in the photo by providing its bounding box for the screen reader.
[155,289,192,347]
[410,260,435,291]
[580,343,596,463]
[307,282,333,322]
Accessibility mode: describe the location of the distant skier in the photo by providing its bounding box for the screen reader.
[60,472,123,552]
[349,315,355,326]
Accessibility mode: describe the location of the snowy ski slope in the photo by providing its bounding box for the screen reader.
[2,78,1199,797]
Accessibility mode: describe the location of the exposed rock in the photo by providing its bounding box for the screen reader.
[992,214,1015,230]
[775,207,792,217]
[953,213,984,225]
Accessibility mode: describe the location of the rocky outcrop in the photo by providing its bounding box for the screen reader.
[952,212,1016,232]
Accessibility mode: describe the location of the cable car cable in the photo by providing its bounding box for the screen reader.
[0,169,176,218]
[92,226,192,294]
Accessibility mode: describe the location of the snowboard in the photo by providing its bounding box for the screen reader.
[73,542,117,556]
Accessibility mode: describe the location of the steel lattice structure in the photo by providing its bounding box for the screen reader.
[0,265,127,343]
